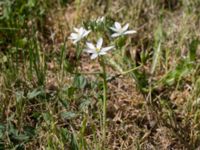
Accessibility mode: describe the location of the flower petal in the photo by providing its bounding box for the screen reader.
[99,51,107,55]
[110,27,119,32]
[91,53,98,59]
[84,49,96,54]
[101,46,114,53]
[83,30,91,37]
[79,27,84,35]
[115,22,121,29]
[122,23,129,32]
[96,38,103,49]
[86,42,96,50]
[69,33,78,39]
[74,27,79,32]
[124,30,137,35]
[111,33,121,38]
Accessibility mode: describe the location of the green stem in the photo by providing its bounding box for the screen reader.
[99,57,107,145]
[75,43,82,74]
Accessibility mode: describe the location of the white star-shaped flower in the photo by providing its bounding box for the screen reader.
[69,27,91,44]
[96,16,105,24]
[84,38,115,59]
[110,22,136,38]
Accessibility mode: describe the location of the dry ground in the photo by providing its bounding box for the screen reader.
[1,0,200,149]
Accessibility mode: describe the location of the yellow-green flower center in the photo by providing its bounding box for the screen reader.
[96,48,100,52]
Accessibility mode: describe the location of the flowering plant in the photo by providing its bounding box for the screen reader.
[68,17,136,144]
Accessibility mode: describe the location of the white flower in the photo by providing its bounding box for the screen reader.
[96,16,105,24]
[84,38,114,59]
[69,27,91,44]
[110,22,136,38]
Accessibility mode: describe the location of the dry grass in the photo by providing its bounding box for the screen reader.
[1,0,200,149]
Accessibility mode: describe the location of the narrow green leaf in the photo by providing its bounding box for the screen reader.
[27,88,43,99]
[189,39,199,61]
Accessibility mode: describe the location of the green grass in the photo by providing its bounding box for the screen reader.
[1,0,200,149]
